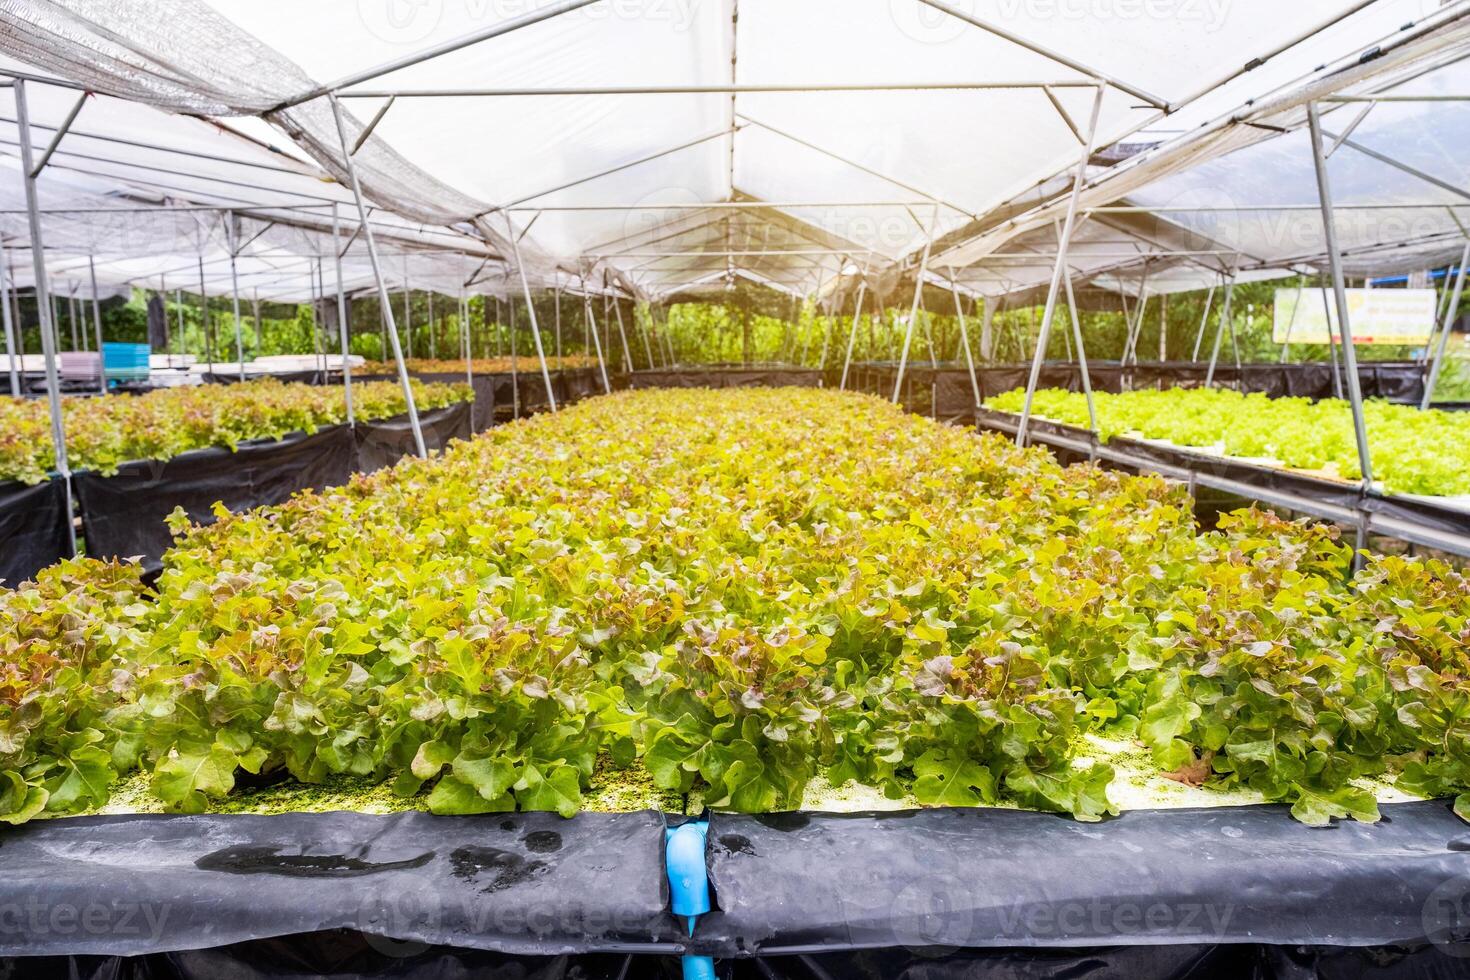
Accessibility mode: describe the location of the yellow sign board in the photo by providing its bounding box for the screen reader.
[1273,288,1436,345]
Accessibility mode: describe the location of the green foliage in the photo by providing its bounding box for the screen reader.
[0,378,472,484]
[3,389,1469,827]
[987,386,1470,497]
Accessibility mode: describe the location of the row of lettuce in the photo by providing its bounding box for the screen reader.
[2,388,1467,827]
[0,379,473,485]
[986,386,1470,497]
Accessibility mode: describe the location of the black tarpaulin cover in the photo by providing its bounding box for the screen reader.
[354,402,472,474]
[8,941,1470,980]
[0,810,675,959]
[700,803,1470,956]
[0,477,70,586]
[629,368,824,390]
[4,803,1470,977]
[73,425,357,572]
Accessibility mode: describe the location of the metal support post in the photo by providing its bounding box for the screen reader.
[948,275,981,411]
[893,205,940,403]
[1191,282,1216,362]
[225,211,245,380]
[1016,85,1105,448]
[582,283,612,393]
[329,94,425,455]
[331,203,355,425]
[839,276,869,391]
[1423,241,1469,410]
[1308,102,1374,494]
[1205,276,1236,387]
[1,242,18,397]
[14,79,76,556]
[503,212,557,411]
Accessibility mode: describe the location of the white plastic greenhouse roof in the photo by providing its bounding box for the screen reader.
[0,0,1467,303]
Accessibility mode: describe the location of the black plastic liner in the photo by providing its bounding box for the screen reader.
[12,938,1470,980]
[0,477,71,585]
[4,803,1470,978]
[629,367,824,389]
[74,425,357,573]
[355,402,472,474]
[200,369,329,386]
[356,369,603,430]
[0,810,676,959]
[1,938,657,980]
[698,802,1470,956]
[729,944,1470,979]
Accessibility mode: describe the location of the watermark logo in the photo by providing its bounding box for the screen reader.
[893,0,1232,45]
[0,898,172,945]
[359,0,702,46]
[1422,875,1470,957]
[358,0,445,45]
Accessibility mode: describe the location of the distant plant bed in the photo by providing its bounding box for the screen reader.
[0,378,472,485]
[986,386,1470,497]
[358,355,598,375]
[3,388,1468,829]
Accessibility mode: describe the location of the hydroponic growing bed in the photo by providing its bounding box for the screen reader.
[5,387,1468,824]
[986,386,1470,497]
[4,387,1470,976]
[0,379,473,582]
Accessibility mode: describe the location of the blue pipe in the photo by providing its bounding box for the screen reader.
[665,820,714,980]
[1369,267,1462,287]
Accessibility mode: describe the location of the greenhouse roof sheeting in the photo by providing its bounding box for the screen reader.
[0,1,1465,300]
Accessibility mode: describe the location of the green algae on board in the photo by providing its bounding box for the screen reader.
[88,738,1422,820]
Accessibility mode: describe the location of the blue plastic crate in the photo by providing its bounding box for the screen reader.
[103,342,150,381]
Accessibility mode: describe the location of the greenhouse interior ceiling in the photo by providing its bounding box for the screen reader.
[0,0,1463,304]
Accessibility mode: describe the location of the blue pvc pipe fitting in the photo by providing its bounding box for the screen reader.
[682,955,717,980]
[665,822,711,922]
[665,821,714,979]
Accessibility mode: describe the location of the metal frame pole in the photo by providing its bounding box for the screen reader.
[637,298,656,369]
[1277,278,1306,364]
[461,289,472,390]
[839,276,869,391]
[503,212,557,412]
[329,94,425,456]
[612,293,635,374]
[1121,265,1151,366]
[1321,276,1344,400]
[1308,101,1373,489]
[1062,266,1098,436]
[331,203,355,426]
[198,255,212,374]
[1,242,18,397]
[1191,282,1216,361]
[582,282,612,393]
[173,287,184,366]
[1016,85,1105,448]
[225,211,245,380]
[554,284,562,364]
[1205,276,1236,387]
[68,286,79,351]
[509,293,521,415]
[14,79,76,556]
[403,257,413,360]
[948,275,981,410]
[892,205,940,403]
[1422,241,1469,410]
